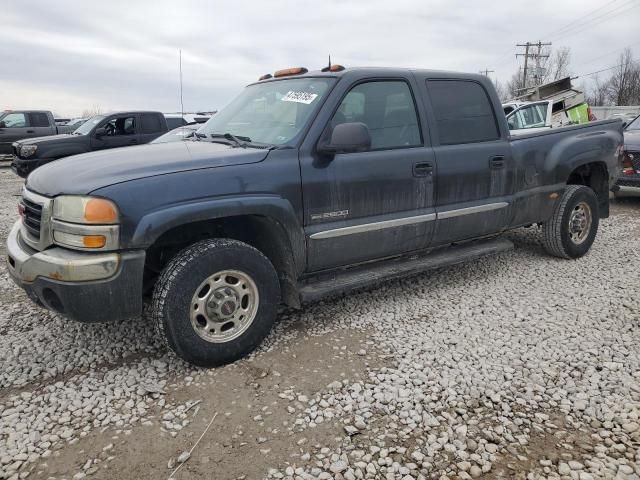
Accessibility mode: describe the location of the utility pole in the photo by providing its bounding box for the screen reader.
[479,69,494,77]
[516,41,551,89]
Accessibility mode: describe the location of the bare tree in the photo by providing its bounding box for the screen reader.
[535,47,572,84]
[549,47,571,81]
[586,75,610,106]
[505,70,525,100]
[81,104,103,118]
[606,48,640,106]
[493,78,510,102]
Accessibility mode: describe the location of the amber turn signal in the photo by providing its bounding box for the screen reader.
[84,198,118,223]
[82,235,107,248]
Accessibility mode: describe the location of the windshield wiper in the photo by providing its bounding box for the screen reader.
[209,133,251,148]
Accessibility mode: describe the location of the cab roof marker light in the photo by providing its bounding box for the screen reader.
[259,73,272,81]
[273,67,308,78]
[321,64,345,72]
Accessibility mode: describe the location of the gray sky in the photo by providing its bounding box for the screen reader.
[1,0,638,117]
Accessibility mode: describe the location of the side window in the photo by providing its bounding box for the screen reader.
[427,80,499,145]
[29,112,50,127]
[0,112,28,128]
[141,114,163,134]
[102,116,136,136]
[330,81,422,150]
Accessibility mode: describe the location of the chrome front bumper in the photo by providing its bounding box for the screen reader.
[6,221,120,283]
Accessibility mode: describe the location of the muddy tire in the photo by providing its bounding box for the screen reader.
[152,238,280,367]
[542,185,599,259]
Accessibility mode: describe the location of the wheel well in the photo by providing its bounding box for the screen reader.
[566,161,609,218]
[144,215,300,307]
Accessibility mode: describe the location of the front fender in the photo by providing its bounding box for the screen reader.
[131,195,305,274]
[41,144,89,160]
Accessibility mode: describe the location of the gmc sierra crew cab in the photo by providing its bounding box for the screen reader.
[6,66,623,367]
[11,111,168,177]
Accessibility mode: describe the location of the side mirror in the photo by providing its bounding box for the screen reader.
[94,126,107,137]
[318,122,371,155]
[0,121,6,128]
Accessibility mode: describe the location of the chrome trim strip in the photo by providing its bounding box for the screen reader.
[309,202,510,240]
[51,220,120,251]
[310,213,436,240]
[437,202,509,220]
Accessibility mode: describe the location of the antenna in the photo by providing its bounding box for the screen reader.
[328,54,331,69]
[179,49,184,118]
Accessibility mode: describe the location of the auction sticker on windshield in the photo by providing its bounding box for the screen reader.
[281,91,318,104]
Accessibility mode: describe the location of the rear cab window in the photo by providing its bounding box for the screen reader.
[426,80,499,145]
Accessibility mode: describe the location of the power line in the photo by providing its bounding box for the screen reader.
[542,0,623,38]
[549,1,639,41]
[479,69,495,76]
[580,41,640,66]
[573,59,639,79]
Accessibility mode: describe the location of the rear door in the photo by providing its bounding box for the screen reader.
[27,112,55,138]
[300,77,436,271]
[139,113,167,143]
[423,79,514,246]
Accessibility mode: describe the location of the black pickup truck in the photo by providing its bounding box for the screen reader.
[11,111,168,177]
[0,110,78,160]
[6,66,623,367]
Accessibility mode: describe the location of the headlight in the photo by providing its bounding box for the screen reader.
[20,145,37,158]
[51,196,119,250]
[53,196,118,224]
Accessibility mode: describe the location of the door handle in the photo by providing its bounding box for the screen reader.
[413,162,433,177]
[26,130,35,133]
[490,155,505,169]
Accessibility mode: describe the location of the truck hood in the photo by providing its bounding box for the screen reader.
[624,130,640,151]
[15,134,75,146]
[26,141,270,196]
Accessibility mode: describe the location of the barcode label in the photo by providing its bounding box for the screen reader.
[281,91,318,104]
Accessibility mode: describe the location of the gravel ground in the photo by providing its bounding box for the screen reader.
[0,168,639,480]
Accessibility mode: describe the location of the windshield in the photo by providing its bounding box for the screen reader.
[626,115,640,130]
[74,115,105,135]
[198,77,335,146]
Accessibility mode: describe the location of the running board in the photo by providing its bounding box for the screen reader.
[299,237,514,303]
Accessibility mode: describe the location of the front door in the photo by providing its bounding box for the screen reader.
[0,112,30,155]
[423,79,514,245]
[300,78,436,272]
[92,114,140,150]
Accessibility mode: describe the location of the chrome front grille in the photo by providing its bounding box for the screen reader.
[21,197,42,239]
[19,188,53,251]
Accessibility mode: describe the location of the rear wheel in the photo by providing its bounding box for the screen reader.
[152,238,280,367]
[542,185,599,259]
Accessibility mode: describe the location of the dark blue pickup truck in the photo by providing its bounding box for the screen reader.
[6,66,623,366]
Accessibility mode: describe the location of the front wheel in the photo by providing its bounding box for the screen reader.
[541,185,600,259]
[152,239,280,367]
